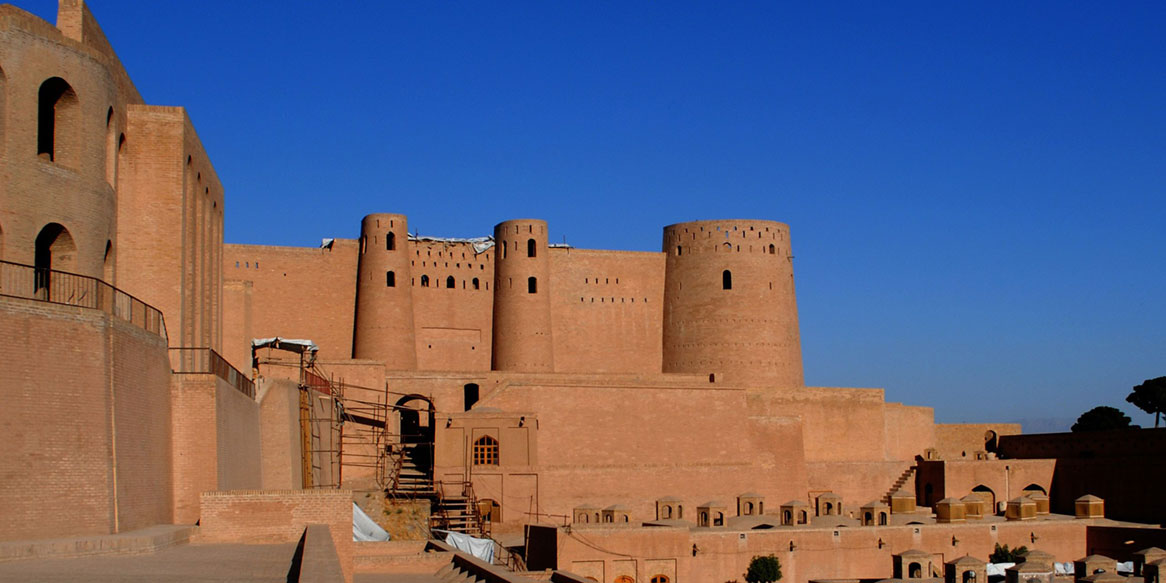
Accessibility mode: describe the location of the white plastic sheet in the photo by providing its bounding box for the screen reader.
[440,530,494,563]
[987,563,1015,577]
[352,503,391,542]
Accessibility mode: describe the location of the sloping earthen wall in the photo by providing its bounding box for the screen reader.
[169,373,261,524]
[0,298,171,540]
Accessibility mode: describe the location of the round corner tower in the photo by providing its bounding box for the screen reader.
[491,219,553,372]
[661,219,803,387]
[353,213,417,369]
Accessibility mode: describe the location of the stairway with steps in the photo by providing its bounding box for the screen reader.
[389,443,436,498]
[434,560,485,582]
[882,465,917,504]
[431,493,485,537]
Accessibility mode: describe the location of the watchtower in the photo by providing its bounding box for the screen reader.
[661,220,803,386]
[491,219,553,371]
[353,213,417,368]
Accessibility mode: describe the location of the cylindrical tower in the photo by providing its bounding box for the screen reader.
[353,213,417,369]
[491,219,554,372]
[661,219,803,387]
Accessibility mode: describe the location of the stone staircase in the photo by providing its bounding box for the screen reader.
[434,561,485,582]
[882,465,916,504]
[388,443,436,498]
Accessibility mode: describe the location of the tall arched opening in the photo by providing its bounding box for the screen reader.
[393,394,436,490]
[34,223,77,297]
[37,77,80,166]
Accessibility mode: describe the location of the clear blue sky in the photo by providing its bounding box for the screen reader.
[23,1,1165,427]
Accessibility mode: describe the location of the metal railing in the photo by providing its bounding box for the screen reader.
[169,347,256,399]
[0,260,166,339]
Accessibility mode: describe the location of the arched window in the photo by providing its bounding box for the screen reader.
[420,275,429,287]
[472,277,480,290]
[0,66,6,152]
[783,510,792,524]
[102,240,113,283]
[864,511,873,524]
[651,576,670,583]
[722,270,732,290]
[603,514,613,524]
[879,512,888,525]
[446,275,455,289]
[472,435,498,466]
[386,271,395,287]
[386,232,395,250]
[909,563,922,579]
[676,245,682,256]
[662,505,672,519]
[105,107,116,185]
[768,243,775,254]
[527,238,536,257]
[527,276,537,294]
[963,570,976,583]
[614,576,634,583]
[37,77,79,165]
[745,502,754,514]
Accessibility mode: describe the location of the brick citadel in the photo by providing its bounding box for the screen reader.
[1,2,1163,583]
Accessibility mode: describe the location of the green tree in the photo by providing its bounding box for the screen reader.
[1071,406,1135,432]
[989,543,1028,563]
[745,554,782,583]
[1127,376,1166,428]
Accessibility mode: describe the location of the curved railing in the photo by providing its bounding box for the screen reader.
[0,260,167,340]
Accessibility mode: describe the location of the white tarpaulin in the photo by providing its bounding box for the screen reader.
[408,234,495,255]
[987,563,1015,577]
[251,337,319,353]
[352,503,390,542]
[438,530,494,563]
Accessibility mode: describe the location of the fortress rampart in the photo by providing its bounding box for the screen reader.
[223,215,806,384]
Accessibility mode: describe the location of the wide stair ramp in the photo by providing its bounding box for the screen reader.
[882,465,917,504]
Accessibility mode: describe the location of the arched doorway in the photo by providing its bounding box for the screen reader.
[34,223,76,298]
[463,383,479,411]
[1022,483,1046,496]
[392,395,435,493]
[972,485,996,513]
[984,430,999,453]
